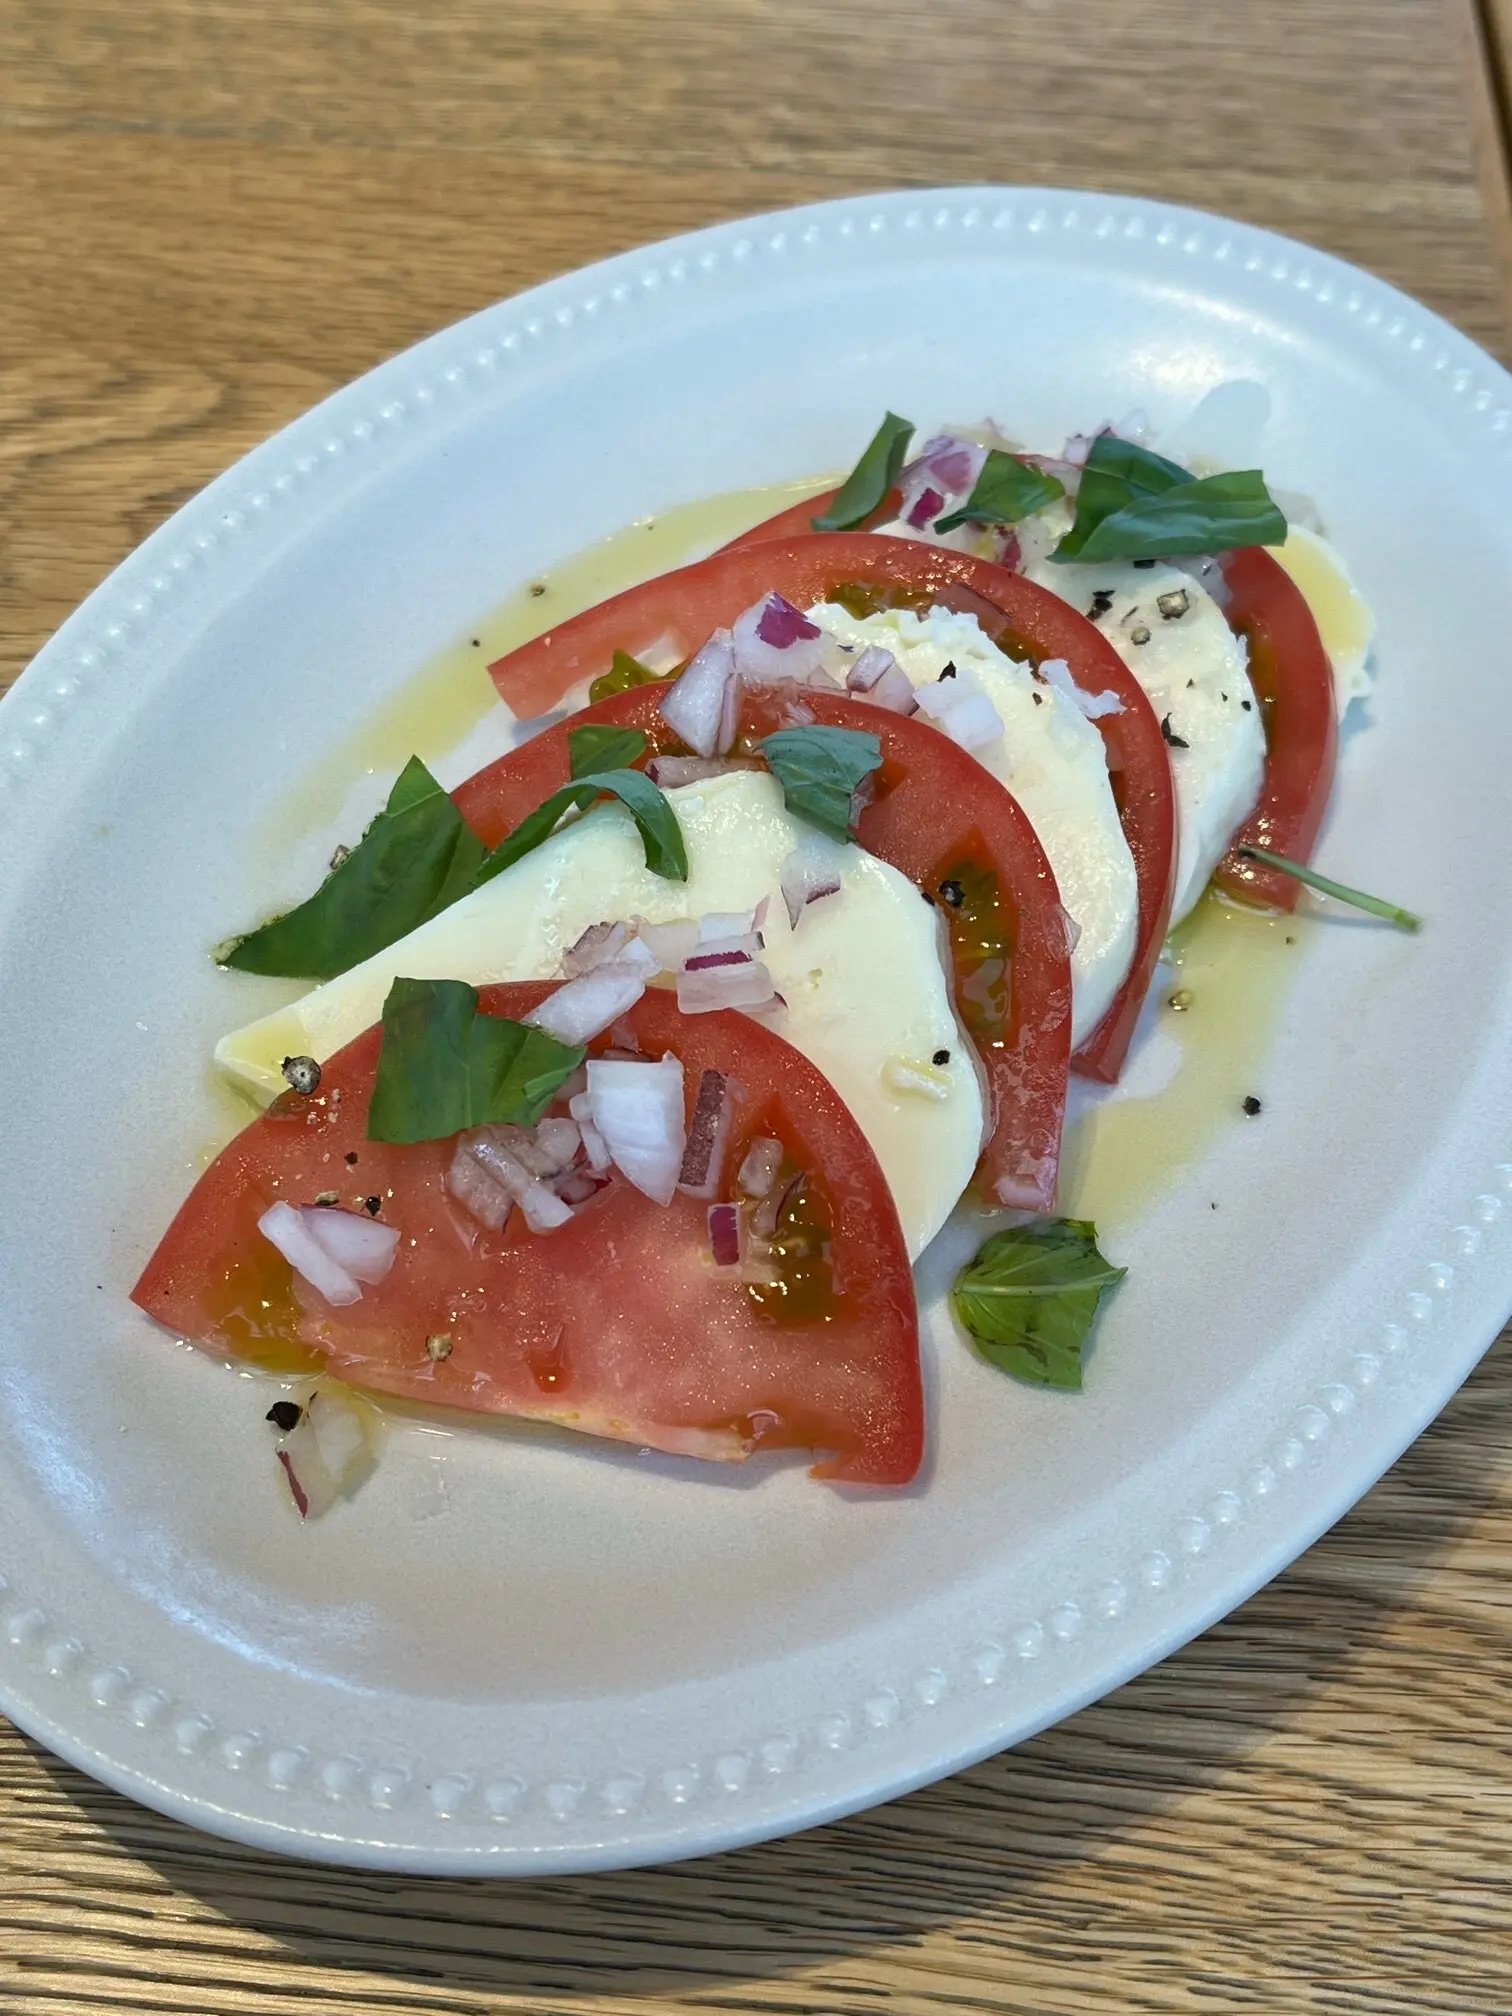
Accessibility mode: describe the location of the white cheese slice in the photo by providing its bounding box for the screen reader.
[216,770,982,1259]
[808,601,1139,1048]
[1024,558,1266,924]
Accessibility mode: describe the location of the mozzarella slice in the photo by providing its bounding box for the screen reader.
[1023,557,1265,924]
[808,601,1138,1048]
[216,770,982,1259]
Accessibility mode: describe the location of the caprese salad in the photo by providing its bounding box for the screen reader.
[133,407,1412,1516]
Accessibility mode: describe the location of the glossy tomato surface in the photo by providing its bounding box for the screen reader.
[134,984,923,1485]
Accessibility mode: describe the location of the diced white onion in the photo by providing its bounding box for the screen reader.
[525,960,648,1043]
[587,1053,686,1205]
[301,1206,401,1285]
[1038,656,1124,720]
[658,630,736,756]
[259,1200,362,1307]
[913,670,1005,752]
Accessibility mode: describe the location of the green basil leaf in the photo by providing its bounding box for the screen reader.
[588,650,672,704]
[568,723,648,780]
[932,449,1066,533]
[1052,433,1285,563]
[1066,470,1288,564]
[758,725,884,843]
[473,767,687,889]
[951,1217,1126,1390]
[1051,432,1189,560]
[222,757,487,982]
[812,412,915,531]
[368,977,585,1145]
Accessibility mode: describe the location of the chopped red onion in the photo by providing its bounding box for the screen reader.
[905,483,945,529]
[607,1016,642,1054]
[557,1169,611,1206]
[534,1116,582,1170]
[446,1140,513,1232]
[779,843,843,928]
[707,1202,741,1268]
[685,931,762,971]
[525,960,648,1044]
[736,1136,784,1198]
[275,1387,373,1521]
[1038,656,1125,720]
[635,917,700,971]
[645,754,741,789]
[731,595,829,685]
[562,920,628,977]
[846,646,917,715]
[676,960,778,1015]
[756,592,821,648]
[679,1069,737,1198]
[658,629,736,756]
[302,1206,400,1284]
[586,1052,686,1205]
[465,1128,575,1231]
[259,1200,362,1307]
[568,1093,614,1172]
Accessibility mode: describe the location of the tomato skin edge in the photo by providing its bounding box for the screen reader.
[1210,546,1338,912]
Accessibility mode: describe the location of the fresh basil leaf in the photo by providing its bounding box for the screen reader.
[1051,432,1188,561]
[473,767,687,889]
[1067,470,1287,564]
[758,725,884,843]
[588,650,673,704]
[951,1217,1125,1390]
[222,757,487,982]
[568,723,648,780]
[1052,433,1285,563]
[812,412,915,531]
[1237,845,1422,931]
[368,977,585,1145]
[932,450,1066,533]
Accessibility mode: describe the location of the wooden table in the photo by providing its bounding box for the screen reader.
[3,4,1512,2010]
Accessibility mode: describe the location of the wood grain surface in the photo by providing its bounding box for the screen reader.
[2,3,1511,2011]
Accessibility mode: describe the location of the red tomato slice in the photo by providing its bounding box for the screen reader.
[1211,547,1339,910]
[738,488,1338,920]
[133,983,923,1486]
[487,531,1173,1086]
[454,687,1072,1214]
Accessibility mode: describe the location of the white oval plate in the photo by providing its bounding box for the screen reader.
[2,187,1510,1875]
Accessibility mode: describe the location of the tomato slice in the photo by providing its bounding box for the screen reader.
[454,686,1072,1213]
[487,531,1173,1086]
[1211,547,1338,910]
[134,983,923,1485]
[734,488,1337,921]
